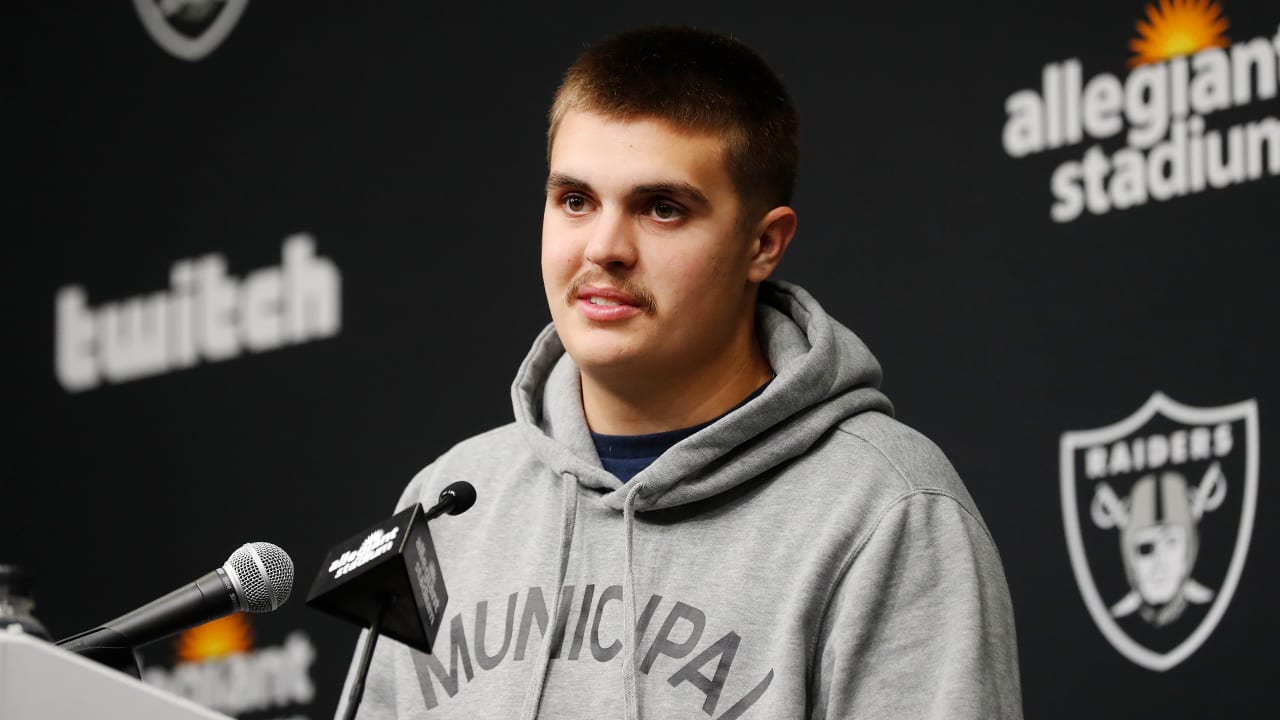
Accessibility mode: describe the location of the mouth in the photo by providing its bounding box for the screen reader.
[572,283,650,321]
[577,285,641,307]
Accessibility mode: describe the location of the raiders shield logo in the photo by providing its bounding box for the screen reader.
[1060,392,1258,671]
[133,0,249,62]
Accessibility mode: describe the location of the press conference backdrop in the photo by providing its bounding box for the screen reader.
[7,1,1277,718]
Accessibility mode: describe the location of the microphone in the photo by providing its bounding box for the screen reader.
[424,481,477,520]
[57,542,294,676]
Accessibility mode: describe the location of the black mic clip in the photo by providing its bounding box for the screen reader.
[55,627,143,679]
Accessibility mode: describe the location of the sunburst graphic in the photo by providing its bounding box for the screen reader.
[1129,0,1230,67]
[175,612,254,663]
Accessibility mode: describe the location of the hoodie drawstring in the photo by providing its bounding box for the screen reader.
[518,473,580,720]
[622,484,642,720]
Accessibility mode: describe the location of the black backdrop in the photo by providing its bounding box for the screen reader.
[8,1,1278,718]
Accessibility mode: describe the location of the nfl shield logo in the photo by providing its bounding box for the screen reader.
[1060,392,1259,671]
[133,0,250,62]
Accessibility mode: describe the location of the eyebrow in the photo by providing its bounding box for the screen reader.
[632,182,710,209]
[545,173,710,209]
[545,173,591,194]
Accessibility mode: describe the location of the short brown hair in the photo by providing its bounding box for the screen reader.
[548,27,800,217]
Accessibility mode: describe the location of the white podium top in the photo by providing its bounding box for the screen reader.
[0,631,232,720]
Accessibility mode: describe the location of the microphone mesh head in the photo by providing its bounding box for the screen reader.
[442,481,477,515]
[225,542,294,613]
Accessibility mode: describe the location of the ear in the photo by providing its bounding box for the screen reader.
[746,206,797,283]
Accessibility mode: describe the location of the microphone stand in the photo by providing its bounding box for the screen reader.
[342,596,389,720]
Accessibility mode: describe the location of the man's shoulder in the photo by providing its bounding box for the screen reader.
[445,421,524,455]
[395,422,529,510]
[429,421,534,477]
[811,411,976,510]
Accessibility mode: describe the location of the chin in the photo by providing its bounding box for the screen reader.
[562,337,651,375]
[570,346,642,372]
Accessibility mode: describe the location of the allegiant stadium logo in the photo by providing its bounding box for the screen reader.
[142,613,317,715]
[1002,1,1279,223]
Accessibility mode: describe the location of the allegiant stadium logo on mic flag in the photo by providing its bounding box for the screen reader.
[1001,1,1279,223]
[329,527,401,579]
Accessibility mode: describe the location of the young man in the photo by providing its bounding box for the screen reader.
[340,27,1022,719]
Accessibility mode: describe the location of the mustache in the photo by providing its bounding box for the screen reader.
[565,271,658,314]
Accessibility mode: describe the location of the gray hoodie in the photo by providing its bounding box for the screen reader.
[338,280,1023,719]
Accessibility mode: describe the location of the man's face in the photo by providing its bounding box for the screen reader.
[542,111,759,382]
[1127,523,1188,604]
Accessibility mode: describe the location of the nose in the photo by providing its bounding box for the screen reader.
[583,208,638,269]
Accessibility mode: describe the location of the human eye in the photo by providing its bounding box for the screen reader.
[647,199,685,222]
[561,193,593,215]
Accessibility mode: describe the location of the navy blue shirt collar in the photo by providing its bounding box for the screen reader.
[590,380,771,482]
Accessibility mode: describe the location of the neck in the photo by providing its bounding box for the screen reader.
[580,318,773,436]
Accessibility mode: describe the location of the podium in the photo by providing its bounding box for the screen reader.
[0,632,231,720]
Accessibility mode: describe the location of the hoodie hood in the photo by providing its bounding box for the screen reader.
[511,280,893,512]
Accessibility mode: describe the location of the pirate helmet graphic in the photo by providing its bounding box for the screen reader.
[1093,464,1225,626]
[1114,471,1211,625]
